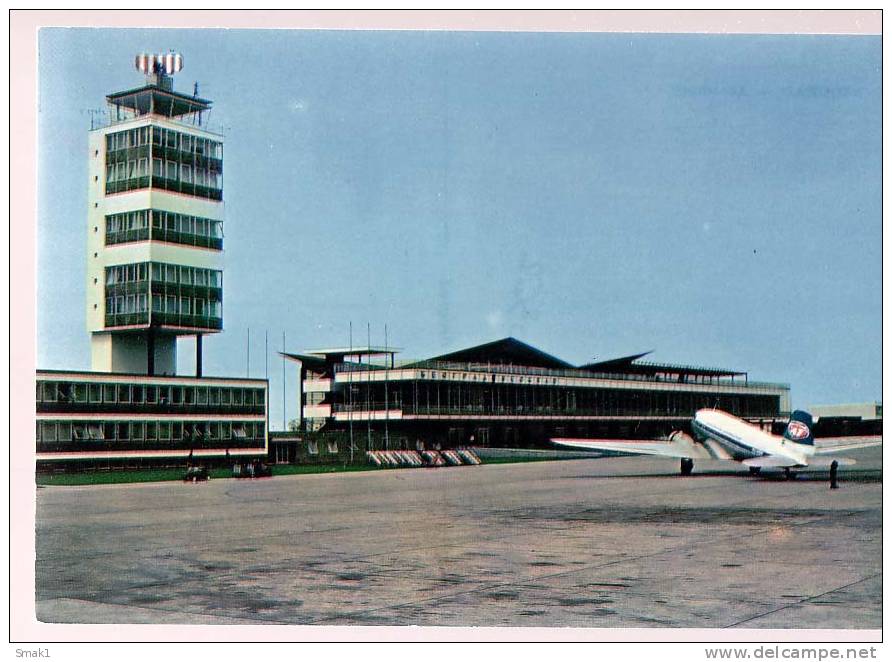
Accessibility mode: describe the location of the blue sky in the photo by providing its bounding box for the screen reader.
[37,29,881,427]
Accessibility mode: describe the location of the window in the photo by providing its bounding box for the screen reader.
[89,384,102,403]
[42,422,57,442]
[166,161,177,180]
[159,422,171,441]
[308,440,319,455]
[181,164,193,183]
[233,424,247,440]
[117,384,130,403]
[172,387,183,405]
[42,382,57,402]
[145,422,157,440]
[103,384,116,403]
[327,440,338,454]
[73,383,87,403]
[255,389,265,405]
[152,159,162,176]
[145,386,157,403]
[196,387,208,405]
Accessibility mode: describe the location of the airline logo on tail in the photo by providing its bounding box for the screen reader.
[783,410,815,446]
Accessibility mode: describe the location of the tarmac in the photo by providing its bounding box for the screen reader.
[35,447,882,628]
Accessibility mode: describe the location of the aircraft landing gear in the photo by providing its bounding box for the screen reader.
[680,458,694,476]
[783,467,795,480]
[748,466,761,476]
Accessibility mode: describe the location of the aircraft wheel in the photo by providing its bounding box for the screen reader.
[748,466,761,476]
[680,458,694,476]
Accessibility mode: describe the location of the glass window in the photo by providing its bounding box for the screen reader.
[196,387,208,405]
[172,387,183,405]
[159,422,170,440]
[117,384,130,403]
[73,383,87,403]
[165,130,177,148]
[232,389,242,405]
[117,422,129,441]
[89,383,102,402]
[103,384,116,402]
[42,422,57,442]
[209,388,220,405]
[255,389,265,405]
[152,158,162,176]
[171,422,182,440]
[221,389,231,405]
[166,161,177,180]
[130,422,144,441]
[185,387,194,405]
[146,421,157,440]
[57,422,71,442]
[42,382,57,402]
[308,440,318,455]
[181,298,191,315]
[145,385,157,403]
[181,164,192,183]
[131,385,144,403]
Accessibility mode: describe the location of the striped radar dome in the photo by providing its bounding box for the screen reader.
[134,52,184,75]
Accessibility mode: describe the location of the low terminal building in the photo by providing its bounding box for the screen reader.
[37,370,268,471]
[276,337,791,461]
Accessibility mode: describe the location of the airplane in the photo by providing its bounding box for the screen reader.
[551,409,882,479]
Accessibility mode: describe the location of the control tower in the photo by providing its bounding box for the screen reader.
[86,52,223,376]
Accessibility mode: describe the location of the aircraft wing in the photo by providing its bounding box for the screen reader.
[550,436,712,459]
[813,436,882,455]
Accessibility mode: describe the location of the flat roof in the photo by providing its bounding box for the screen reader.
[37,369,268,383]
[303,346,400,356]
[107,84,212,117]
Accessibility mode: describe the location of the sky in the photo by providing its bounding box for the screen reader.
[36,28,881,428]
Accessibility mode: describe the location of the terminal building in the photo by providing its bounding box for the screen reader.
[280,337,791,458]
[37,53,267,470]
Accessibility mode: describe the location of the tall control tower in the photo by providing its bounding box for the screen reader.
[86,53,223,376]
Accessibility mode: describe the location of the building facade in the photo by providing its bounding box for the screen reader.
[283,337,791,452]
[37,53,267,471]
[37,371,268,470]
[86,53,223,375]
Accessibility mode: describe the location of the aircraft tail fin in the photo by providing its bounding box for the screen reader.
[783,410,815,446]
